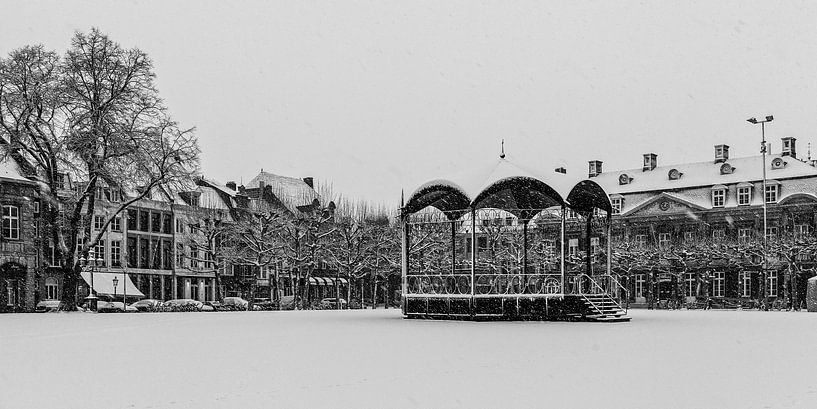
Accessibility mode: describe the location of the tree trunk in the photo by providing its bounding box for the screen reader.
[372,275,377,309]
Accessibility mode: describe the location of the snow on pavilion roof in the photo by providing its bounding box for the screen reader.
[592,153,817,195]
[404,156,612,218]
[0,155,34,184]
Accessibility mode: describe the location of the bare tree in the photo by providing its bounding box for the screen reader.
[0,29,198,310]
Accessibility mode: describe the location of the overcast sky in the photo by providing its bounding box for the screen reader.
[3,1,817,206]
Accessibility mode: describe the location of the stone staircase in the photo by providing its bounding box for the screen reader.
[579,294,630,322]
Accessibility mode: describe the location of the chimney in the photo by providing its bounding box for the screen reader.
[714,144,729,163]
[642,153,657,171]
[226,181,237,191]
[259,180,265,190]
[781,137,796,158]
[303,177,314,188]
[588,160,603,178]
[554,167,567,174]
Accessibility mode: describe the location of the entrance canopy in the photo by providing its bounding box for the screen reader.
[81,272,145,298]
[403,157,612,217]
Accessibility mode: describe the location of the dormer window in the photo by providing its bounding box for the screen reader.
[711,185,727,208]
[618,174,632,185]
[668,169,682,180]
[765,182,779,203]
[610,196,623,215]
[737,183,752,206]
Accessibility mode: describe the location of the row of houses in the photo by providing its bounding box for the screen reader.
[0,151,338,311]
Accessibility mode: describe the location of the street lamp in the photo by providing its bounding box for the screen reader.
[112,276,119,308]
[747,114,773,306]
[82,249,100,311]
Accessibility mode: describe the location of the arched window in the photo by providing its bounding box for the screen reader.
[45,277,59,300]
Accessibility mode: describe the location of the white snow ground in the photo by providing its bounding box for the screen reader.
[2,309,816,409]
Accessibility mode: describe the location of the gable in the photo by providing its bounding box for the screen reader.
[623,193,706,217]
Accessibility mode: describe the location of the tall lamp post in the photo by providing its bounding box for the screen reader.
[112,276,119,309]
[747,114,773,306]
[82,249,102,311]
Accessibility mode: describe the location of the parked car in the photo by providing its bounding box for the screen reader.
[161,299,204,312]
[320,297,348,310]
[97,301,138,313]
[253,298,277,311]
[223,297,249,311]
[129,299,161,312]
[35,300,65,312]
[279,295,296,310]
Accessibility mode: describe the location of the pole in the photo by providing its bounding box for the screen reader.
[761,121,768,306]
[560,205,565,294]
[470,208,476,316]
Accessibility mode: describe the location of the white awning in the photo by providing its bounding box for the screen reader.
[308,277,349,286]
[81,271,145,298]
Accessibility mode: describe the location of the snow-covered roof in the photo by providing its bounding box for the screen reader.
[248,171,319,213]
[593,154,817,194]
[404,156,612,217]
[0,156,34,184]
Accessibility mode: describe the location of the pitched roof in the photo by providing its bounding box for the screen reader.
[592,154,817,194]
[0,155,35,185]
[247,171,318,213]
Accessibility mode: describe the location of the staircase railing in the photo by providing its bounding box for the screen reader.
[571,274,627,314]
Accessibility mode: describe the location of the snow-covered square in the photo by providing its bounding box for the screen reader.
[2,309,817,409]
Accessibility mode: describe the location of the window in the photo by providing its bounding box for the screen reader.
[162,214,172,234]
[565,209,578,219]
[795,224,810,239]
[477,237,488,252]
[766,226,778,239]
[162,240,172,270]
[176,243,185,268]
[611,198,622,215]
[190,246,199,269]
[127,209,137,230]
[658,233,671,248]
[505,217,513,226]
[740,271,751,297]
[151,239,161,269]
[151,212,161,233]
[2,205,20,240]
[95,186,105,201]
[258,266,269,280]
[111,240,122,267]
[737,187,751,206]
[111,216,122,232]
[110,189,121,203]
[94,215,105,230]
[712,189,725,208]
[712,229,726,240]
[138,210,149,231]
[590,237,600,254]
[127,237,137,268]
[139,238,149,268]
[175,219,185,234]
[95,240,105,267]
[634,234,647,247]
[712,271,725,297]
[33,201,40,214]
[685,273,696,296]
[738,228,752,244]
[765,185,778,203]
[683,231,695,243]
[45,278,59,300]
[34,221,39,237]
[767,271,778,297]
[568,239,579,257]
[635,274,645,298]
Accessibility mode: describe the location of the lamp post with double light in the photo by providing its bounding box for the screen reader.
[112,276,119,309]
[747,114,773,306]
[81,249,103,311]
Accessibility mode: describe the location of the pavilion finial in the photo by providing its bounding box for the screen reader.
[500,139,506,159]
[809,142,812,161]
[400,189,405,207]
